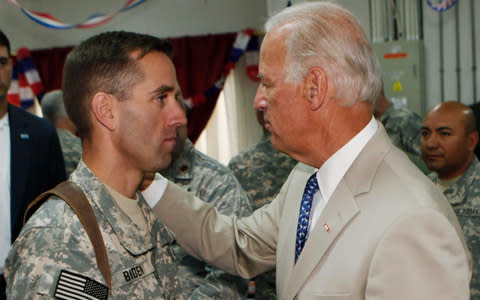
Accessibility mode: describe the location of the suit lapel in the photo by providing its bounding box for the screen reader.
[284,180,359,300]
[283,122,392,300]
[9,104,31,228]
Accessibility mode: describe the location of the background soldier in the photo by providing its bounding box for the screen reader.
[421,101,480,298]
[41,89,82,177]
[374,86,423,156]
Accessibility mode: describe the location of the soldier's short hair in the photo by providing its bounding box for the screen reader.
[62,31,173,139]
[0,30,11,56]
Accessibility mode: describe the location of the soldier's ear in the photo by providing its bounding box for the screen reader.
[468,131,479,152]
[91,92,116,131]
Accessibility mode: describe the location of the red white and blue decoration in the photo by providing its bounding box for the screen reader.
[184,29,255,108]
[426,0,458,12]
[245,35,260,82]
[7,0,147,30]
[7,48,45,109]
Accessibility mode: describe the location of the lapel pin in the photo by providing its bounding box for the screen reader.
[20,133,30,140]
[324,223,330,232]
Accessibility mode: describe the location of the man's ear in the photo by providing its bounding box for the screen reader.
[91,92,116,131]
[468,131,479,152]
[304,67,328,110]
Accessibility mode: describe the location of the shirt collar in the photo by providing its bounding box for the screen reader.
[317,116,378,202]
[0,113,8,130]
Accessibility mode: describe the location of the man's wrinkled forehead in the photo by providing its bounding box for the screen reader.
[259,31,287,72]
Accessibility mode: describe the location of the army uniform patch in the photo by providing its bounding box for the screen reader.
[54,269,109,300]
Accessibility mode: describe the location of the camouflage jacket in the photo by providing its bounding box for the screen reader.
[429,157,480,298]
[228,135,297,210]
[228,135,297,300]
[161,139,252,300]
[5,161,180,299]
[56,128,82,177]
[379,106,422,156]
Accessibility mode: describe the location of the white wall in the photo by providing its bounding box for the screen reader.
[423,1,480,109]
[0,0,267,50]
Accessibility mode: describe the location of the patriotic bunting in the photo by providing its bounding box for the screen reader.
[245,35,260,82]
[7,0,147,30]
[7,47,45,109]
[426,0,458,12]
[185,29,255,108]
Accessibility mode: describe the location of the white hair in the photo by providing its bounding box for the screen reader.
[265,2,382,106]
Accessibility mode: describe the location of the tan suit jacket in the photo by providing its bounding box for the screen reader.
[154,124,471,300]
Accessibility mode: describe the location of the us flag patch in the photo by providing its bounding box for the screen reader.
[54,270,109,300]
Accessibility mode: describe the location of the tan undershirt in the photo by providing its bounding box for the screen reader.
[436,176,461,193]
[104,185,148,231]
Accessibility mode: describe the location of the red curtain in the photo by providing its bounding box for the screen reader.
[30,32,237,143]
[170,33,236,142]
[30,46,73,92]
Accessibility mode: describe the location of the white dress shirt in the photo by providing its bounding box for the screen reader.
[0,113,11,271]
[142,172,168,208]
[308,116,378,235]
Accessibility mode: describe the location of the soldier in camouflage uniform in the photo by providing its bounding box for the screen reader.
[161,124,252,300]
[374,87,428,174]
[5,31,188,299]
[421,101,480,298]
[228,111,297,300]
[55,128,82,176]
[374,86,422,156]
[5,161,180,298]
[41,90,82,176]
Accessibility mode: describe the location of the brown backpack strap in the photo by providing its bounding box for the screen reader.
[25,181,112,289]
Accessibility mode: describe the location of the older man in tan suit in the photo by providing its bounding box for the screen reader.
[143,2,471,299]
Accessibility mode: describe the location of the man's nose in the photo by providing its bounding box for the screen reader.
[253,85,267,111]
[169,100,188,127]
[424,134,439,149]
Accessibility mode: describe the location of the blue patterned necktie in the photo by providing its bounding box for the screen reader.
[295,172,319,263]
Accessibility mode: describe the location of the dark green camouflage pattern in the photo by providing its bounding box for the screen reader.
[228,136,297,210]
[56,128,82,177]
[162,139,252,300]
[379,106,422,156]
[5,160,181,299]
[429,156,480,299]
[228,135,297,300]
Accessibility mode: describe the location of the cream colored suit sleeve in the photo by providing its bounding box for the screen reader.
[153,181,280,278]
